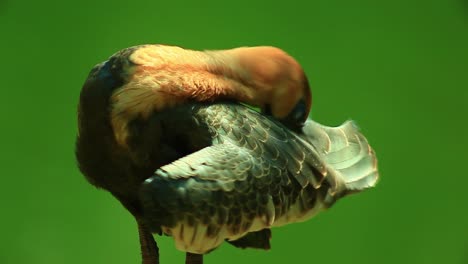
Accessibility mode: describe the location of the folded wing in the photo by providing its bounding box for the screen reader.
[139,103,378,254]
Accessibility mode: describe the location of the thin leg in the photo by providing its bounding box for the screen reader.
[138,221,159,264]
[185,253,203,264]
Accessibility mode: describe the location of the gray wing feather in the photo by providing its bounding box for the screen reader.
[139,103,378,254]
[301,120,379,193]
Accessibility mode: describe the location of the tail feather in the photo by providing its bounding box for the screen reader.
[302,120,379,194]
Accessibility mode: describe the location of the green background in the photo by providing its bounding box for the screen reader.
[1,0,467,263]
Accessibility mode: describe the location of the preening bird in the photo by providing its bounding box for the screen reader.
[76,44,378,264]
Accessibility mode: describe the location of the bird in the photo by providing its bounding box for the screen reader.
[76,44,378,264]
